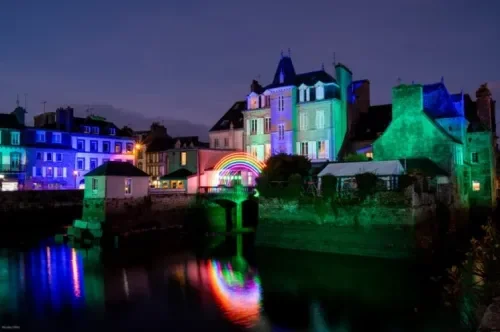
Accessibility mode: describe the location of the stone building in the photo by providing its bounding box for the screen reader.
[372,82,497,207]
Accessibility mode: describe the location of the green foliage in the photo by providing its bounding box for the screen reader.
[321,175,337,200]
[344,153,369,162]
[287,174,303,198]
[355,172,378,198]
[262,153,311,182]
[444,219,500,328]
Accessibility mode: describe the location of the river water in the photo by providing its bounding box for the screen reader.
[0,233,465,331]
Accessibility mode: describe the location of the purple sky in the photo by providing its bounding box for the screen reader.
[0,0,498,136]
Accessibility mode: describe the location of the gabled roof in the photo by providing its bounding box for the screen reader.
[0,113,24,129]
[422,82,462,118]
[159,168,194,180]
[209,101,245,132]
[264,55,337,90]
[85,161,148,177]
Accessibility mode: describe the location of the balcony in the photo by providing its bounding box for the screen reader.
[0,164,27,173]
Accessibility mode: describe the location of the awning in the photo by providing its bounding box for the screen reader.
[318,160,404,177]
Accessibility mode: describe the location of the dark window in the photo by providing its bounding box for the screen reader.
[46,153,52,161]
[102,159,109,164]
[55,153,62,162]
[103,141,110,153]
[90,158,97,170]
[36,167,42,176]
[77,158,85,170]
[126,143,133,152]
[90,140,98,152]
[472,152,479,163]
[77,140,85,151]
[36,152,42,160]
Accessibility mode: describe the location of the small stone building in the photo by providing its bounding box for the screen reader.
[84,161,149,199]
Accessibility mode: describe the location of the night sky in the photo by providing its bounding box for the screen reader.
[0,0,498,137]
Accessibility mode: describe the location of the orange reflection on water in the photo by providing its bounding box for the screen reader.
[71,248,81,298]
[206,261,260,328]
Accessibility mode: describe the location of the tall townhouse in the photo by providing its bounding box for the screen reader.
[242,53,354,163]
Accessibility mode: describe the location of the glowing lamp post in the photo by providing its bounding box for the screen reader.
[73,170,78,189]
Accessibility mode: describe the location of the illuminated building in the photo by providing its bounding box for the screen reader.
[240,51,358,163]
[209,101,245,151]
[24,126,76,190]
[34,107,135,188]
[0,101,26,191]
[371,81,497,207]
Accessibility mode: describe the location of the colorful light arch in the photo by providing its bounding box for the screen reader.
[207,260,261,327]
[213,152,266,184]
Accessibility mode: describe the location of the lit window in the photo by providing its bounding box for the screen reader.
[11,132,20,145]
[52,132,62,144]
[181,152,187,166]
[36,131,46,142]
[300,142,308,157]
[366,152,374,159]
[125,178,132,195]
[472,181,480,191]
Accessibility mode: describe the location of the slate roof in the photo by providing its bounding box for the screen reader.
[264,56,337,90]
[159,168,194,180]
[209,101,246,132]
[0,113,24,129]
[72,116,132,137]
[146,137,174,152]
[85,161,149,177]
[401,158,449,176]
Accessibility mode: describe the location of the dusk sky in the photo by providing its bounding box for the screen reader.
[0,0,498,136]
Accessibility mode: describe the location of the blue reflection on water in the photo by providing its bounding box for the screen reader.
[1,245,86,320]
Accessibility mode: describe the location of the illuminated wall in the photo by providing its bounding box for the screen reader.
[373,84,458,174]
[467,131,497,206]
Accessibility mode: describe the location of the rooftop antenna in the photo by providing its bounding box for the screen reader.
[321,63,325,71]
[41,101,47,113]
[24,93,28,110]
[397,77,402,85]
[280,50,284,58]
[16,94,20,107]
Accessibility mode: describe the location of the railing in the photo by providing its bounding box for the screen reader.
[198,186,256,194]
[0,164,26,173]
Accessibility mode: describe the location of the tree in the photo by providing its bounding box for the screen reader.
[343,153,369,162]
[321,175,337,199]
[261,154,311,182]
[355,172,378,198]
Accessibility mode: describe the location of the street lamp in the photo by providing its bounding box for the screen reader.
[73,170,78,189]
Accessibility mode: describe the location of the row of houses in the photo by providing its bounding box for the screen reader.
[0,105,135,190]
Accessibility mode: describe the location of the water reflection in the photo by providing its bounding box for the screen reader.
[0,234,456,331]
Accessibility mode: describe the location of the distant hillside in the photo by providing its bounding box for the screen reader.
[69,104,210,140]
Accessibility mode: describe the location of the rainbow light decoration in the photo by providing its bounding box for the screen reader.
[213,152,266,179]
[207,260,261,327]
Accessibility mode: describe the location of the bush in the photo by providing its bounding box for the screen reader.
[321,175,337,200]
[287,174,302,198]
[355,172,378,198]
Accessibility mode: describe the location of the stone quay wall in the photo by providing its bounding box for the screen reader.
[255,188,438,259]
[0,190,83,212]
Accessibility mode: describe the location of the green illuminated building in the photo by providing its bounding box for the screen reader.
[371,82,497,207]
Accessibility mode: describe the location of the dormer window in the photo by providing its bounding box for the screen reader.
[83,126,91,133]
[315,82,325,100]
[260,95,266,108]
[306,88,311,102]
[109,128,116,135]
[298,84,307,103]
[92,127,99,134]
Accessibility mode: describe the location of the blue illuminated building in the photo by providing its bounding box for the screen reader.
[23,126,76,190]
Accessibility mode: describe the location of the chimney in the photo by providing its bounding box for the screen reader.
[56,107,74,132]
[392,84,423,120]
[11,107,27,126]
[476,83,493,131]
[250,80,263,93]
